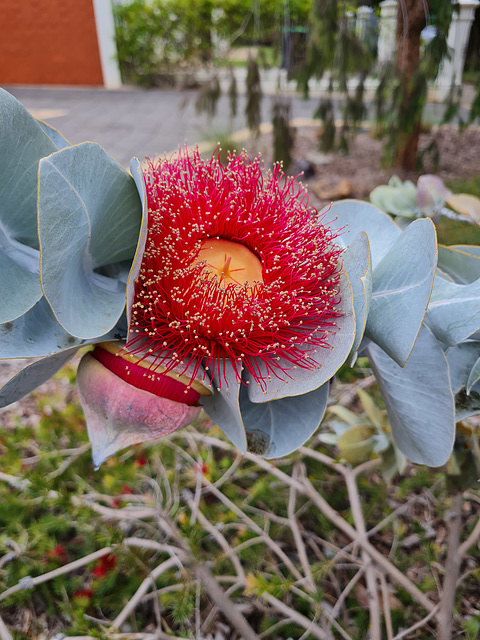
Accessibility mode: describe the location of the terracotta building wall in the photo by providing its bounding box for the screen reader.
[0,0,104,85]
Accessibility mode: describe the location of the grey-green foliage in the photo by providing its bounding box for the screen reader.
[195,75,221,120]
[272,97,295,168]
[2,87,480,471]
[0,88,139,397]
[228,68,238,120]
[245,57,262,137]
[324,200,454,467]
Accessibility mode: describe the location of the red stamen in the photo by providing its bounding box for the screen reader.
[127,148,342,390]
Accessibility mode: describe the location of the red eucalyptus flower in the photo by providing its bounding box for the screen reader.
[127,149,342,391]
[77,149,356,466]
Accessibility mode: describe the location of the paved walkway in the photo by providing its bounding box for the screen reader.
[4,84,324,168]
[4,81,468,168]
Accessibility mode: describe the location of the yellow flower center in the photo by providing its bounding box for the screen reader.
[196,238,263,288]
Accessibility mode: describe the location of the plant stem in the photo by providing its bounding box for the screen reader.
[344,468,382,640]
[0,614,13,640]
[437,491,463,640]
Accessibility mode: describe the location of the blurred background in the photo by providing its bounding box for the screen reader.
[1,1,480,193]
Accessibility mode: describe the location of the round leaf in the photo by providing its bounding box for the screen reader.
[38,143,142,338]
[36,119,70,150]
[341,232,372,365]
[200,359,247,453]
[0,297,126,359]
[366,325,455,467]
[0,88,57,248]
[437,245,480,284]
[239,380,329,458]
[323,199,401,269]
[446,193,480,224]
[127,158,149,330]
[366,218,437,366]
[370,179,418,217]
[427,276,480,346]
[0,239,41,323]
[0,348,78,408]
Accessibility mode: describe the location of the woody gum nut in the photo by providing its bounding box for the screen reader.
[77,353,201,468]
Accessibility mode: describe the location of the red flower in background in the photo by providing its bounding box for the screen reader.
[45,545,68,564]
[73,588,94,600]
[92,553,117,579]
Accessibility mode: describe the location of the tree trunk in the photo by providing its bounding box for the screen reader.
[395,0,431,169]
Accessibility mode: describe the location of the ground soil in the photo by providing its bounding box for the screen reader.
[259,123,480,211]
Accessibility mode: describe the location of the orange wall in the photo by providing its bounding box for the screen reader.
[0,0,104,85]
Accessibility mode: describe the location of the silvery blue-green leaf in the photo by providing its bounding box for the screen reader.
[239,380,329,458]
[127,158,149,329]
[36,119,70,150]
[0,347,79,408]
[0,298,126,359]
[466,356,480,394]
[445,342,480,393]
[246,267,355,402]
[366,325,455,466]
[0,90,57,322]
[97,259,132,284]
[365,218,437,366]
[323,200,401,269]
[0,233,41,323]
[437,245,480,284]
[370,177,418,218]
[341,232,372,365]
[0,88,57,248]
[426,276,480,346]
[200,360,247,452]
[38,143,142,339]
[455,383,480,421]
[451,245,480,258]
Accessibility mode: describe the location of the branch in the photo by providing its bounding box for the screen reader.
[287,463,316,593]
[0,615,13,640]
[437,492,464,640]
[392,603,440,640]
[248,454,436,614]
[262,593,333,640]
[111,557,182,630]
[343,467,382,640]
[0,547,113,603]
[458,514,480,560]
[193,563,259,640]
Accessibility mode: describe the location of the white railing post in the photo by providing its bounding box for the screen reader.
[436,0,480,100]
[356,5,374,43]
[377,0,397,65]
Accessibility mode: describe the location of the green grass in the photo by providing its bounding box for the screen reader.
[436,174,480,245]
[0,362,479,638]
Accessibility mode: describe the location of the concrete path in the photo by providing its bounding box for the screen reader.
[3,81,465,168]
[3,85,323,168]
